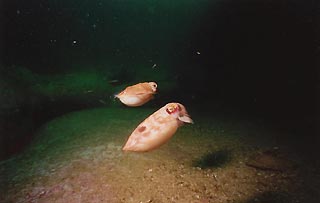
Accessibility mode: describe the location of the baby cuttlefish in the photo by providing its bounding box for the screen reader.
[115,82,157,107]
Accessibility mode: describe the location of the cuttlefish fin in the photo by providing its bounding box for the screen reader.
[178,116,194,124]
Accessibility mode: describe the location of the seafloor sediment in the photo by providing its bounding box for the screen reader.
[0,107,319,203]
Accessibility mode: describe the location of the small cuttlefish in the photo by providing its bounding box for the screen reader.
[114,82,157,107]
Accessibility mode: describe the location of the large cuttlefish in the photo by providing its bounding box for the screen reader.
[123,102,193,152]
[115,82,157,107]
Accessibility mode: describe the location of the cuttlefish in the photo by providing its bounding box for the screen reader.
[115,82,157,107]
[123,102,193,152]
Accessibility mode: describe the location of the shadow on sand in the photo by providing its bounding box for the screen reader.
[193,149,232,169]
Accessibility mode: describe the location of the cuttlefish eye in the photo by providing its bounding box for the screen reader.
[166,104,179,114]
[149,82,157,91]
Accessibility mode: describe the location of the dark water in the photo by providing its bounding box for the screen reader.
[0,0,318,159]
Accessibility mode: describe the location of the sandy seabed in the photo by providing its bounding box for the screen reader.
[0,107,319,203]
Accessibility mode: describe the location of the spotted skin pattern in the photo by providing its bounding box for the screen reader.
[123,103,193,152]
